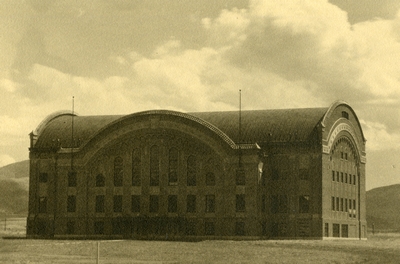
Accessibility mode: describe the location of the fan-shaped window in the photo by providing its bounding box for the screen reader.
[169,148,178,185]
[187,155,196,186]
[132,149,141,186]
[96,174,105,187]
[114,156,123,186]
[150,145,159,186]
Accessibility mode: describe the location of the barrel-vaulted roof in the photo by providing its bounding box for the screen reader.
[32,105,334,150]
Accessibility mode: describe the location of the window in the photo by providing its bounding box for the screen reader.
[96,174,105,187]
[205,222,215,235]
[341,224,348,238]
[67,195,76,212]
[168,148,178,185]
[114,157,123,186]
[236,194,245,212]
[345,153,348,160]
[39,173,48,183]
[345,173,348,184]
[112,218,123,235]
[68,171,77,187]
[353,175,356,185]
[324,223,329,237]
[271,195,279,214]
[94,221,104,235]
[236,168,245,185]
[206,172,215,186]
[333,223,340,237]
[336,171,339,182]
[332,171,335,181]
[341,172,344,182]
[299,195,310,213]
[113,195,122,213]
[149,195,159,213]
[185,221,196,236]
[349,174,352,184]
[168,195,178,213]
[150,146,159,186]
[341,152,344,159]
[187,195,196,213]
[331,196,335,211]
[95,195,105,213]
[205,195,215,213]
[131,195,140,213]
[342,111,349,119]
[345,198,348,212]
[39,197,47,213]
[261,195,266,213]
[235,222,245,236]
[299,169,308,180]
[340,198,344,212]
[336,197,340,211]
[132,149,141,186]
[187,155,196,186]
[66,221,75,234]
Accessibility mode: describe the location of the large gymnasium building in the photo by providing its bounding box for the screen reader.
[27,101,367,240]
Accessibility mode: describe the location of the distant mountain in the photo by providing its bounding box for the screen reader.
[0,160,29,215]
[367,184,400,232]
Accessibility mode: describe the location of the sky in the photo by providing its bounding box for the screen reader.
[1,0,400,190]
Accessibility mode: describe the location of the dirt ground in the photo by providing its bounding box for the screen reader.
[0,233,399,263]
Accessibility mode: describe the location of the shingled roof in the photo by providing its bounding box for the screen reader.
[33,107,329,149]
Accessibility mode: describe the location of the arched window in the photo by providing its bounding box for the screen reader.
[169,148,178,185]
[114,156,123,186]
[95,174,105,187]
[150,145,159,186]
[132,149,141,186]
[187,155,196,186]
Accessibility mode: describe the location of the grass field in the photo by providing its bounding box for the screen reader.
[1,219,400,263]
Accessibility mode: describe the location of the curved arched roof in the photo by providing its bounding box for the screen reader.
[32,102,359,150]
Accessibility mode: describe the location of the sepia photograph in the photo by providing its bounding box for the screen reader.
[0,0,400,263]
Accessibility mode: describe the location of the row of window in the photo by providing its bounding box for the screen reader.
[331,170,357,185]
[261,195,310,214]
[331,196,357,218]
[65,221,247,236]
[324,223,349,237]
[39,194,247,214]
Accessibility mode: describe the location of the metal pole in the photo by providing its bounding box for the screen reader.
[96,241,100,264]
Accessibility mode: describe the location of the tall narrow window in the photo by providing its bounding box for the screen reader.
[149,195,159,213]
[68,171,77,187]
[67,195,76,212]
[150,146,159,186]
[205,195,215,213]
[187,195,196,213]
[39,197,47,213]
[114,156,123,186]
[96,174,105,187]
[299,195,310,213]
[236,194,246,212]
[206,158,216,186]
[113,195,123,213]
[67,221,75,234]
[169,148,178,185]
[131,195,140,213]
[236,168,245,185]
[187,155,196,186]
[95,195,105,213]
[168,195,178,213]
[132,149,141,186]
[331,196,335,211]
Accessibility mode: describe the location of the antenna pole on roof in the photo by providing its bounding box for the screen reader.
[71,96,74,171]
[238,89,242,167]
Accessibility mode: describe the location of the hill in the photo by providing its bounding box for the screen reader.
[367,184,400,232]
[0,160,29,216]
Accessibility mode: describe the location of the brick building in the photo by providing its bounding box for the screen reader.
[27,101,367,239]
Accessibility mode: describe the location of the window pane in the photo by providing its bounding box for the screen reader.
[187,155,196,186]
[96,174,105,187]
[95,195,105,213]
[187,195,196,213]
[205,222,215,235]
[149,195,159,213]
[236,169,245,185]
[114,157,123,186]
[113,195,122,212]
[67,195,76,212]
[132,149,141,186]
[169,148,178,185]
[168,195,178,213]
[68,171,77,187]
[299,195,310,213]
[131,195,140,213]
[236,194,245,212]
[150,146,159,186]
[205,195,215,213]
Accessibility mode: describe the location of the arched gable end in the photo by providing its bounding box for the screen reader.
[321,101,366,164]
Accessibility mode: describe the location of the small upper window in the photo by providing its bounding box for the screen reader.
[68,171,77,187]
[96,174,105,187]
[342,111,349,119]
